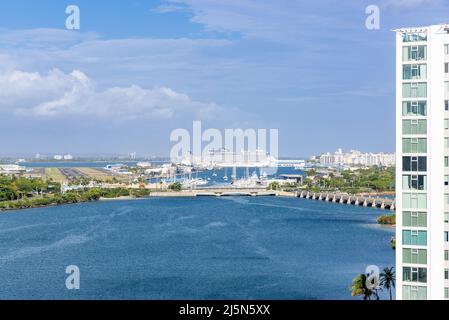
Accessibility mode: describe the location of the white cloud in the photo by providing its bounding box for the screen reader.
[0,69,222,120]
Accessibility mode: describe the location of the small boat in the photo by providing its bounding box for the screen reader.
[223,168,229,181]
[182,178,208,187]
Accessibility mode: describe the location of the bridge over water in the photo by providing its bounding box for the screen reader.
[150,188,395,210]
[297,191,395,210]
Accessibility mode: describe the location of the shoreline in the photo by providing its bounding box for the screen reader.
[0,195,149,213]
[0,189,397,213]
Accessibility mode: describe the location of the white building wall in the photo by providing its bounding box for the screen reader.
[396,25,448,300]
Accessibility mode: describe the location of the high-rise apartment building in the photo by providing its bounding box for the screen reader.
[396,24,449,300]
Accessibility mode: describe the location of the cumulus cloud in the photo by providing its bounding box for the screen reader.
[0,69,221,120]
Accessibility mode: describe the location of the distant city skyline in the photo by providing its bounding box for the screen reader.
[316,148,395,167]
[1,1,449,156]
[0,147,396,161]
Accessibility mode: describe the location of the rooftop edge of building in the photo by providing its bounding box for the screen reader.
[393,24,449,33]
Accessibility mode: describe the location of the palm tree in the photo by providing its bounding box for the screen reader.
[380,267,396,300]
[350,274,374,300]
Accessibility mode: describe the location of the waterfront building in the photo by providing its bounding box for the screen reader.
[395,24,449,300]
[318,149,395,167]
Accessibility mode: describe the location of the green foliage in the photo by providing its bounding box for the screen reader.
[305,169,316,177]
[304,167,395,193]
[380,267,396,300]
[0,175,60,201]
[168,182,182,191]
[391,237,396,250]
[98,188,131,199]
[0,174,151,211]
[267,181,280,190]
[350,266,396,300]
[130,189,152,198]
[377,214,396,225]
[349,274,374,300]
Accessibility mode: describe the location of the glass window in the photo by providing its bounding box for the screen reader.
[402,175,427,190]
[403,156,426,172]
[403,64,427,80]
[403,193,427,209]
[403,248,427,264]
[445,212,449,223]
[446,119,449,130]
[403,33,427,43]
[446,82,449,93]
[402,285,427,300]
[446,63,449,74]
[446,176,449,186]
[445,157,448,167]
[445,44,449,55]
[403,83,427,98]
[403,120,427,135]
[403,211,427,227]
[403,267,427,283]
[403,230,427,246]
[445,288,449,299]
[445,231,448,242]
[403,101,427,116]
[446,100,449,111]
[445,250,449,261]
[403,138,427,153]
[403,45,427,61]
[445,269,449,280]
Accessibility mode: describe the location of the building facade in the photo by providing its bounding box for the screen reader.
[318,148,395,167]
[396,25,449,300]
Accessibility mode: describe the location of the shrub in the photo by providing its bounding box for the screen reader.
[377,214,396,225]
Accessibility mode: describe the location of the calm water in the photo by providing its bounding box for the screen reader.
[0,197,394,300]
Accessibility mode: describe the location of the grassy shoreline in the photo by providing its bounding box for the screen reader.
[0,187,153,212]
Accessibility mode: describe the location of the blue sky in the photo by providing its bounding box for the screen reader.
[0,0,448,157]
